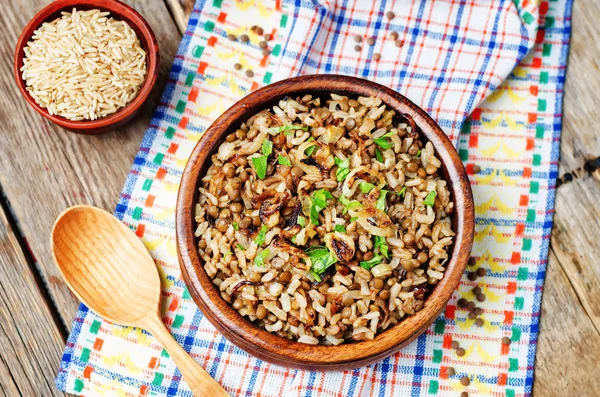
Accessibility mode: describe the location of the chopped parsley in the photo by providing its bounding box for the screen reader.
[360,255,383,270]
[374,236,390,260]
[310,189,333,225]
[334,224,346,233]
[304,245,337,280]
[255,225,268,246]
[376,189,389,211]
[339,194,363,214]
[373,132,394,150]
[359,182,375,194]
[416,149,422,157]
[236,243,245,251]
[350,216,358,222]
[424,190,437,207]
[297,215,307,227]
[305,144,317,157]
[233,222,239,231]
[251,139,273,179]
[269,124,309,135]
[375,148,384,162]
[254,248,270,267]
[334,157,351,182]
[397,186,407,198]
[277,155,292,166]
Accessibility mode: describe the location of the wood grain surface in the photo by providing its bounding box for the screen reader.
[0,200,66,396]
[0,0,181,326]
[0,0,598,394]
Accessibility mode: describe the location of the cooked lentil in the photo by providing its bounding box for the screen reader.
[386,11,395,20]
[354,45,362,52]
[194,93,455,344]
[245,70,255,78]
[476,267,486,277]
[456,347,465,356]
[502,336,511,345]
[460,376,470,386]
[367,37,376,45]
[354,35,363,43]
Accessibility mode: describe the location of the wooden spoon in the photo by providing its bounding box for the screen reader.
[51,205,229,397]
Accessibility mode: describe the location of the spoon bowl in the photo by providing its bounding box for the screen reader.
[52,205,160,326]
[51,205,228,396]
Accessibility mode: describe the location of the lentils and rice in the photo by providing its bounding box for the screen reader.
[194,93,455,345]
[20,8,147,121]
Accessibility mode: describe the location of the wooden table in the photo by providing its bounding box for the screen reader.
[1,1,598,395]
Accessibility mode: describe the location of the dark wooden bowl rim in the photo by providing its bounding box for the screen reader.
[176,74,474,370]
[13,0,159,134]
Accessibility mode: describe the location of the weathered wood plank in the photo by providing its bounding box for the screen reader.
[549,0,600,334]
[165,0,195,32]
[0,201,67,396]
[533,251,600,396]
[556,0,600,173]
[0,0,181,327]
[551,177,600,333]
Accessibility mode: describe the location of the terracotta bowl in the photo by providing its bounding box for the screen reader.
[176,75,475,370]
[13,0,159,135]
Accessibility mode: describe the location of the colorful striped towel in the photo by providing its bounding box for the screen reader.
[56,0,572,396]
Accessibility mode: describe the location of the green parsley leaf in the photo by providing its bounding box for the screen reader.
[376,189,389,211]
[236,243,245,251]
[397,186,407,198]
[375,148,383,162]
[254,248,270,267]
[374,236,389,260]
[360,255,383,270]
[416,149,422,157]
[305,245,337,276]
[277,155,292,166]
[262,139,273,156]
[310,189,333,225]
[350,217,358,222]
[233,222,239,231]
[310,270,322,282]
[252,156,268,179]
[424,190,437,207]
[339,195,363,215]
[255,225,268,246]
[269,125,309,135]
[334,157,351,182]
[305,144,317,157]
[373,132,394,150]
[251,139,273,180]
[334,224,346,233]
[297,215,307,227]
[359,182,375,193]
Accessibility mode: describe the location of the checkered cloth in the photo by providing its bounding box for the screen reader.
[56,0,573,396]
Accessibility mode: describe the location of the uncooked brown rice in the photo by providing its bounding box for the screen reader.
[20,8,147,121]
[194,93,455,345]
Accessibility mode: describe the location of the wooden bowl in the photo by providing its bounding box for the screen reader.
[176,75,475,370]
[13,0,159,135]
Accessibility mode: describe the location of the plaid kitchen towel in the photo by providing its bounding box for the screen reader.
[56,0,573,396]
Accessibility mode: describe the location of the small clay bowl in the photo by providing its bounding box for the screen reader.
[176,75,475,370]
[13,0,159,135]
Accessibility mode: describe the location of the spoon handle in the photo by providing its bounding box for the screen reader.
[143,315,230,397]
